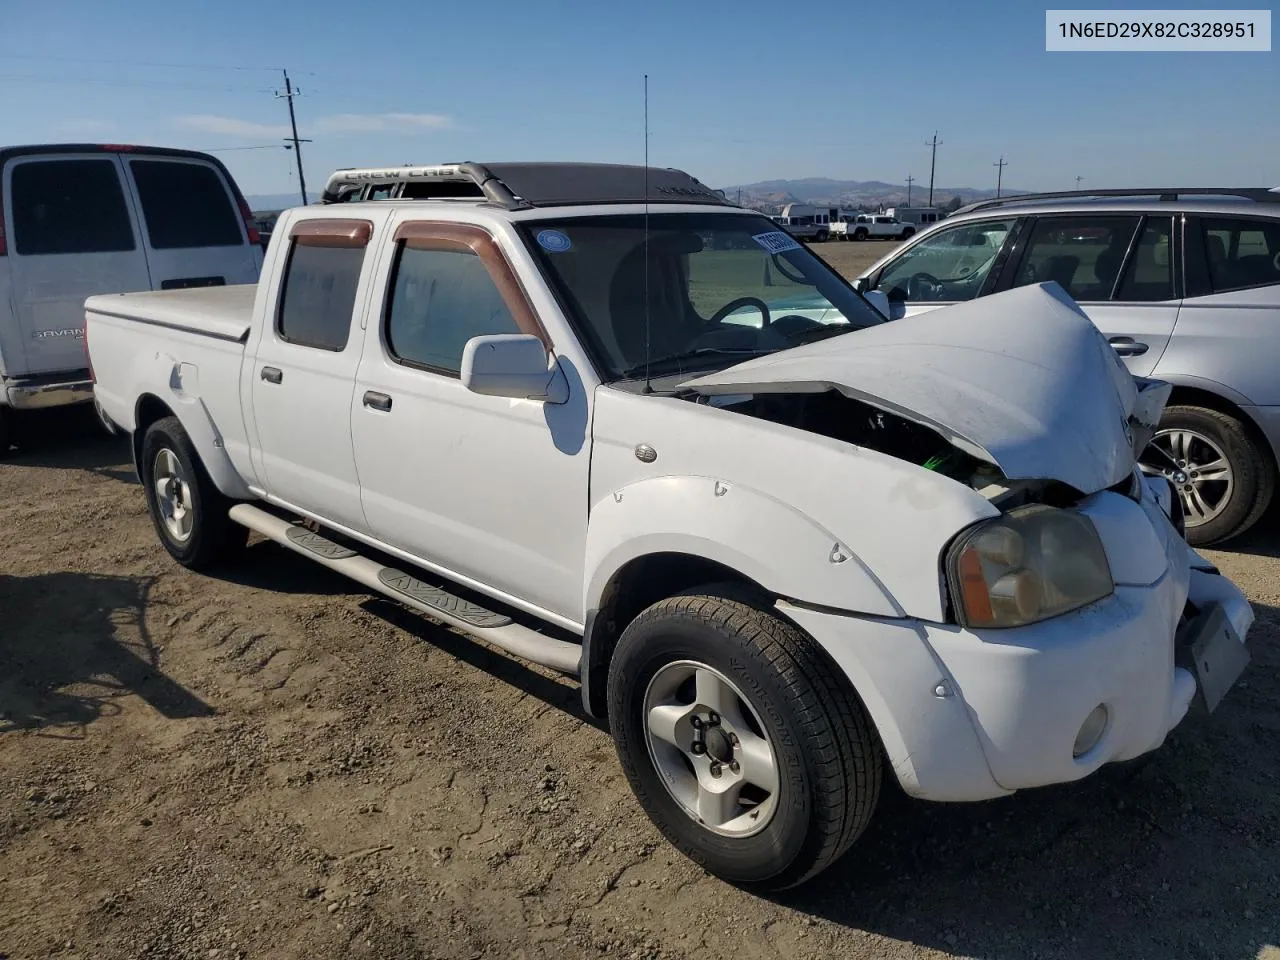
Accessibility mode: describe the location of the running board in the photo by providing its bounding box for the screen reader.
[228,503,581,675]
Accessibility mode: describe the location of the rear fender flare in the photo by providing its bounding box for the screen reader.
[131,353,252,500]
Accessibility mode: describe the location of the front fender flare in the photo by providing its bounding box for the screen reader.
[583,475,902,620]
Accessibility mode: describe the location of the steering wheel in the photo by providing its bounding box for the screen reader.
[906,272,944,300]
[710,296,772,328]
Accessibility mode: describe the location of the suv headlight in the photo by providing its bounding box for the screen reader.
[945,504,1114,628]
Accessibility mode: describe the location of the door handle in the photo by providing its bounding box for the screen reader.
[1108,337,1149,357]
[260,366,283,384]
[362,390,392,412]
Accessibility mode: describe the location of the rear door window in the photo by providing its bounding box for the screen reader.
[128,159,244,249]
[1010,216,1141,302]
[1201,217,1280,293]
[277,242,366,351]
[9,158,135,255]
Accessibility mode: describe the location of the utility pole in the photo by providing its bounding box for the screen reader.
[906,174,915,206]
[925,132,942,207]
[1075,175,1085,190]
[276,70,312,206]
[993,156,1007,198]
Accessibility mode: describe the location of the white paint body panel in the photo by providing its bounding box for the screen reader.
[86,198,1256,804]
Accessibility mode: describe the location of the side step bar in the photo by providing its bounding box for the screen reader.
[228,503,582,676]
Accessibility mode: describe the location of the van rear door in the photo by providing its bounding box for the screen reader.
[1,152,152,377]
[122,154,263,291]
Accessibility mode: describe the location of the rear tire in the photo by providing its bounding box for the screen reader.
[140,416,248,571]
[607,585,881,890]
[0,407,11,459]
[1141,404,1274,546]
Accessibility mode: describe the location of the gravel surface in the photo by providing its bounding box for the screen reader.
[1,245,1277,958]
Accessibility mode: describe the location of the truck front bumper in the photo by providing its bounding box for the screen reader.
[779,476,1253,803]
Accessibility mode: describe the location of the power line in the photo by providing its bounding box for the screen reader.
[0,53,288,73]
[0,74,273,93]
[199,144,288,153]
[993,156,1008,198]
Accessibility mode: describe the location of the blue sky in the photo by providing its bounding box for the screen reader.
[3,0,1277,198]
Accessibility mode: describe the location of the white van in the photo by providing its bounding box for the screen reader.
[0,144,264,453]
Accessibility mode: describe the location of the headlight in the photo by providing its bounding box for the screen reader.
[945,504,1114,628]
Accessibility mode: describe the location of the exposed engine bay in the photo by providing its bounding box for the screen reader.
[688,387,1073,508]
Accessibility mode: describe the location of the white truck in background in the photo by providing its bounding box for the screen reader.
[0,143,263,454]
[830,214,917,241]
[85,160,1253,893]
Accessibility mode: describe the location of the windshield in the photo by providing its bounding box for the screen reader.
[517,212,885,381]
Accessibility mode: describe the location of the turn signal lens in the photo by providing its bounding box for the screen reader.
[946,505,1114,629]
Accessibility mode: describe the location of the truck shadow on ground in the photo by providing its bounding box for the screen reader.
[0,572,214,737]
[6,405,136,482]
[359,596,597,729]
[772,601,1280,960]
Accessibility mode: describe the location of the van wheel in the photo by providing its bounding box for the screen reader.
[607,585,881,890]
[140,416,248,570]
[1141,405,1275,546]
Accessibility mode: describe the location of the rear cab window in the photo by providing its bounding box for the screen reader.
[276,219,373,351]
[8,157,136,255]
[128,159,245,249]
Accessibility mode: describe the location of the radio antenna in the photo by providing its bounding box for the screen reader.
[642,73,653,395]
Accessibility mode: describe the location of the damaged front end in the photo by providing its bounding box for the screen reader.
[684,282,1175,512]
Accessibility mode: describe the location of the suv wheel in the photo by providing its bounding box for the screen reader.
[141,416,248,570]
[607,585,881,890]
[1140,405,1275,545]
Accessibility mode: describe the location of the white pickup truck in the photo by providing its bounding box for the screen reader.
[86,161,1254,891]
[831,213,917,241]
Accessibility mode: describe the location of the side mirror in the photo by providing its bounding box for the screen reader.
[863,289,892,319]
[851,276,869,292]
[460,334,568,403]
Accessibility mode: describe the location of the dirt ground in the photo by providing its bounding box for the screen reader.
[2,244,1278,960]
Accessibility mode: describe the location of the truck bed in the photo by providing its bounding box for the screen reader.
[85,284,257,343]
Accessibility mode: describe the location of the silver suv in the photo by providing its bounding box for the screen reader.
[853,187,1280,546]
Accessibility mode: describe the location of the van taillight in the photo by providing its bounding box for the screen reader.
[236,195,262,246]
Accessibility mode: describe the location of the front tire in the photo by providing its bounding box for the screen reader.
[607,586,881,890]
[140,416,248,570]
[1141,404,1275,546]
[853,228,869,241]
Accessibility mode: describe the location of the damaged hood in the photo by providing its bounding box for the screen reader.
[685,282,1169,494]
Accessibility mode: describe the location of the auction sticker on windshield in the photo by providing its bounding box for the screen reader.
[752,231,803,255]
[536,229,573,252]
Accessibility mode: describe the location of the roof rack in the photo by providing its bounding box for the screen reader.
[320,161,735,209]
[954,186,1280,217]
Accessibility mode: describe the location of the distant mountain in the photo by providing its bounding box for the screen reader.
[719,178,1032,213]
[245,192,320,214]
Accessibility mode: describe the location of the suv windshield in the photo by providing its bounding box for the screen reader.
[517,212,884,381]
